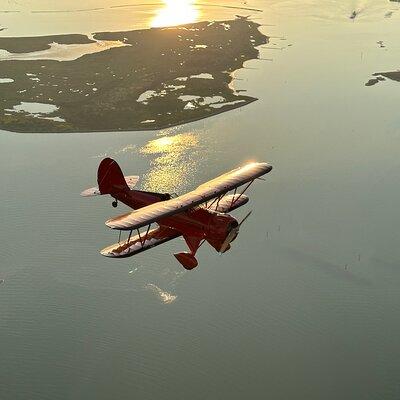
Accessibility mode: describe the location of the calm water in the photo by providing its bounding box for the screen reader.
[1,1,400,399]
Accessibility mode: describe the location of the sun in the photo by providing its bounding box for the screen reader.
[151,0,200,28]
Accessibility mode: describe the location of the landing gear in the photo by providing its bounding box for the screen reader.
[112,199,118,208]
[174,252,198,270]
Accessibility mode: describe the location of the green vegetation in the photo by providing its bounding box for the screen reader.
[0,17,268,133]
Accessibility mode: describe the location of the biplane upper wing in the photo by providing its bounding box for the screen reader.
[105,162,272,230]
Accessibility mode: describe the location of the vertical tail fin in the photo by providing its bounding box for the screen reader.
[97,158,129,195]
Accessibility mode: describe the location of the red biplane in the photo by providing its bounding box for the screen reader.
[81,158,272,270]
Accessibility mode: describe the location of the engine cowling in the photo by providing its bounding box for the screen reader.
[205,213,239,253]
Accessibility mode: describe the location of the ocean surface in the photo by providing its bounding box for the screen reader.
[1,1,400,399]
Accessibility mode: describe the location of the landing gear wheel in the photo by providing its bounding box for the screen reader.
[112,200,118,208]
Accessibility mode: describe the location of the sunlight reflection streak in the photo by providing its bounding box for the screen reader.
[139,132,200,193]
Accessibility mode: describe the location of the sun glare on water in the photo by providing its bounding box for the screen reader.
[151,0,200,28]
[139,132,200,193]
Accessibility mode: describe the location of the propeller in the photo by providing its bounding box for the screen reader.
[238,210,252,228]
[219,210,252,254]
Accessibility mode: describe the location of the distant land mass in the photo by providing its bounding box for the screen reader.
[0,17,268,133]
[365,70,400,87]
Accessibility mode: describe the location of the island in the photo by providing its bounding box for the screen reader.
[0,17,268,133]
[365,69,400,87]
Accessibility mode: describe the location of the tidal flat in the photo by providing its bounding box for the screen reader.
[0,17,268,133]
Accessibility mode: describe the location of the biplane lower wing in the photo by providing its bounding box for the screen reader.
[205,194,249,213]
[100,226,181,258]
[106,162,272,230]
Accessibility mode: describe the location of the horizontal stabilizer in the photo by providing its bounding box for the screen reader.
[124,175,140,189]
[81,175,140,197]
[80,187,101,197]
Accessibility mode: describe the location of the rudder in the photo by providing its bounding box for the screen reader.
[97,158,129,195]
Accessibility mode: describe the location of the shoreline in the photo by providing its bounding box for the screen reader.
[2,97,258,135]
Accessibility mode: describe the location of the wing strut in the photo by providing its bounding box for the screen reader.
[206,179,256,212]
[136,224,152,248]
[230,187,237,206]
[230,179,255,208]
[206,192,226,210]
[116,223,153,248]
